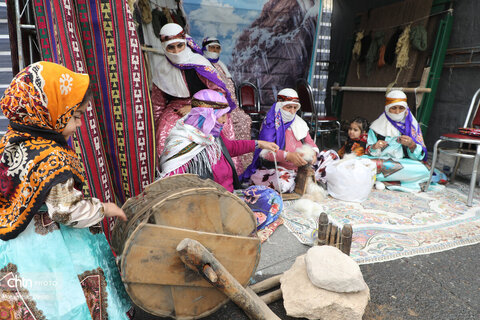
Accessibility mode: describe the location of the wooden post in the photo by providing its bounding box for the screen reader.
[316,212,329,246]
[329,225,337,246]
[177,238,280,320]
[335,226,341,249]
[325,223,332,246]
[340,224,353,256]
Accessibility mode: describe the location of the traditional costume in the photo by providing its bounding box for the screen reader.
[337,133,368,158]
[0,62,131,318]
[160,89,255,192]
[363,90,439,191]
[242,89,338,193]
[202,37,253,174]
[151,24,236,158]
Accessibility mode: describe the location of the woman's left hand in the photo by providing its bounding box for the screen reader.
[398,135,416,150]
[257,140,279,152]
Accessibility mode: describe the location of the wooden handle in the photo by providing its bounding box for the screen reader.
[177,238,280,320]
[250,274,282,293]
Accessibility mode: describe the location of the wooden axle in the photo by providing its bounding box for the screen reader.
[177,238,281,320]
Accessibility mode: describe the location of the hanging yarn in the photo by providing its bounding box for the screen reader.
[365,31,385,76]
[138,0,152,24]
[127,0,136,15]
[395,25,411,70]
[410,25,427,51]
[352,31,364,79]
[378,45,386,68]
[388,25,411,88]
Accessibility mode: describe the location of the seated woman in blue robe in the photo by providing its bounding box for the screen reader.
[364,90,442,192]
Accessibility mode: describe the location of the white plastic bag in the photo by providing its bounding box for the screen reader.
[326,158,377,202]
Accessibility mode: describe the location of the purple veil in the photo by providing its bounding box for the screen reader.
[241,103,294,181]
[384,108,428,161]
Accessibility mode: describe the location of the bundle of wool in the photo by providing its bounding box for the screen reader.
[296,144,316,163]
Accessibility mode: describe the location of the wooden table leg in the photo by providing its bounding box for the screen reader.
[177,238,281,320]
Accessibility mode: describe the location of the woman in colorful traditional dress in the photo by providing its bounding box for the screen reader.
[0,61,131,319]
[151,23,237,160]
[159,89,277,192]
[202,36,253,174]
[364,90,439,191]
[242,88,339,193]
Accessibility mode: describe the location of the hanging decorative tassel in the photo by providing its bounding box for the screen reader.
[352,31,364,79]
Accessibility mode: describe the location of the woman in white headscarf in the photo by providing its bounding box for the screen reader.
[242,88,339,193]
[202,37,253,174]
[151,23,236,160]
[364,90,441,191]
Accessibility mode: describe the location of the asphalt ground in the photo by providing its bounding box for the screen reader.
[134,222,480,320]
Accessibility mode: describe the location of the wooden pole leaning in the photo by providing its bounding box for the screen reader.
[177,238,281,320]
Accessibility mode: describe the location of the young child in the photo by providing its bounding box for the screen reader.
[0,62,131,318]
[338,117,369,158]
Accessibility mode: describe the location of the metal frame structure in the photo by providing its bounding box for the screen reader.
[425,88,480,206]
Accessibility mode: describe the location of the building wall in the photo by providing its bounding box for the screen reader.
[426,0,480,148]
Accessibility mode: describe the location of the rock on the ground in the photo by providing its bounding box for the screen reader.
[281,255,370,320]
[305,246,367,293]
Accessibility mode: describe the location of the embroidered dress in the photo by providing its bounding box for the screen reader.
[0,62,130,319]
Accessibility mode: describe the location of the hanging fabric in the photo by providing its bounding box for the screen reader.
[410,25,427,51]
[385,28,403,65]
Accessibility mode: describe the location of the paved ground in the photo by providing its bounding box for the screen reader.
[134,222,480,320]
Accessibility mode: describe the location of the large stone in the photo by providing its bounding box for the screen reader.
[281,255,369,320]
[305,246,367,293]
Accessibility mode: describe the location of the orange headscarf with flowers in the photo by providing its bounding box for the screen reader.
[0,61,89,240]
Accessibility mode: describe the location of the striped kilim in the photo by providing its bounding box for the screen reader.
[33,0,155,241]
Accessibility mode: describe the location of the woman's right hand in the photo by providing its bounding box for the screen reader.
[286,151,308,167]
[103,203,127,221]
[373,140,388,150]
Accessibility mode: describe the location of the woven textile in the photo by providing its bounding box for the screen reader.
[282,183,480,264]
[33,0,155,240]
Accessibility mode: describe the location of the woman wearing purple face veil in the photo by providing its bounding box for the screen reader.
[159,89,278,192]
[364,90,442,192]
[242,88,339,193]
[202,37,253,174]
[151,23,237,160]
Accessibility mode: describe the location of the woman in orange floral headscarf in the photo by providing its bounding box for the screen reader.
[0,62,131,319]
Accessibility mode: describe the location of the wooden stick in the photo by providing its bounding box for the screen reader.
[316,212,329,246]
[325,223,332,246]
[335,226,341,249]
[177,238,280,320]
[259,289,282,305]
[341,224,353,256]
[250,275,281,293]
[331,85,431,93]
[329,225,337,246]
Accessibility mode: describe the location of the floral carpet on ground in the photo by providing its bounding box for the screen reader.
[282,183,480,264]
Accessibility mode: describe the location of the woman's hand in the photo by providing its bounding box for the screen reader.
[373,140,388,150]
[286,151,308,167]
[176,105,192,117]
[257,140,279,152]
[398,135,416,151]
[103,203,127,221]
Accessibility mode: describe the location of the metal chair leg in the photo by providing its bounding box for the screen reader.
[425,139,442,192]
[467,145,480,206]
[336,121,341,149]
[451,148,462,183]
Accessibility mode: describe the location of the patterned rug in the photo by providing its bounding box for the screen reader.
[282,183,480,265]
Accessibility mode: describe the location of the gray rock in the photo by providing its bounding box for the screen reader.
[281,255,369,320]
[305,246,367,293]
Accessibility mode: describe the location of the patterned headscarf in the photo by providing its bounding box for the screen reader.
[0,61,89,240]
